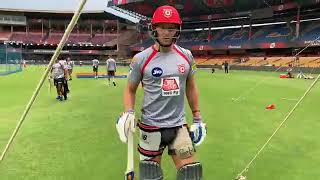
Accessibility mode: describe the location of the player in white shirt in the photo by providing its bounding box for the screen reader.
[58,59,70,93]
[92,58,99,78]
[22,60,27,68]
[66,57,74,80]
[51,61,69,101]
[58,59,67,67]
[106,55,117,86]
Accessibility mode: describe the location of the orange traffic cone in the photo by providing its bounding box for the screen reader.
[266,104,276,110]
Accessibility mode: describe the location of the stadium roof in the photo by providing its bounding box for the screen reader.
[109,0,320,19]
[0,0,107,13]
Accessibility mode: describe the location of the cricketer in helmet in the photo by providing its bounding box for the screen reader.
[151,5,182,48]
[116,5,207,180]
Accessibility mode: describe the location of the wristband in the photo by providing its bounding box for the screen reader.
[192,110,200,113]
[193,117,202,123]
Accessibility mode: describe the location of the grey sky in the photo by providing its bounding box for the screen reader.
[0,0,110,13]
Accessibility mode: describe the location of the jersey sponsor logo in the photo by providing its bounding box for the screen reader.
[151,67,163,77]
[161,77,180,96]
[177,64,186,74]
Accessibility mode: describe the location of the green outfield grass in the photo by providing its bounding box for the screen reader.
[0,66,319,180]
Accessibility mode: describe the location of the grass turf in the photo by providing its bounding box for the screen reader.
[0,66,319,180]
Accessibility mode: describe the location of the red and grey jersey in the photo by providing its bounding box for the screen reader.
[128,44,196,128]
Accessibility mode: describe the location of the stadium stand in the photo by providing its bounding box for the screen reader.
[299,57,320,67]
[67,34,91,44]
[45,33,63,45]
[11,32,43,44]
[134,21,319,49]
[0,32,12,41]
[254,25,292,42]
[90,34,117,45]
[196,56,237,65]
[300,21,320,40]
[238,57,265,66]
[1,0,320,71]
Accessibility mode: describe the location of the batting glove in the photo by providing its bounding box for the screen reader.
[116,110,136,143]
[189,117,207,146]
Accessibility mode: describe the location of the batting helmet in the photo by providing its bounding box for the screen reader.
[150,5,182,47]
[151,5,182,26]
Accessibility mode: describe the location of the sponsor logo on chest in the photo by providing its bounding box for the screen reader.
[151,67,163,77]
[161,77,180,96]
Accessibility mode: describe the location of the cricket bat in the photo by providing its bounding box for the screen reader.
[48,78,52,94]
[124,130,135,180]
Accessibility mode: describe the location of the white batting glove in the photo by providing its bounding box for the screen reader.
[116,110,136,143]
[189,117,207,146]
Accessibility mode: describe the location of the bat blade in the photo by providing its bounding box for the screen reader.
[124,130,134,180]
[48,78,52,94]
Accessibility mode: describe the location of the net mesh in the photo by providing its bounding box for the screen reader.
[0,43,23,76]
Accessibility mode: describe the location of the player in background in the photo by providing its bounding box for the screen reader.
[59,59,70,94]
[51,61,69,101]
[92,57,99,79]
[116,5,206,180]
[66,57,74,80]
[223,61,229,74]
[106,55,117,86]
[22,59,27,68]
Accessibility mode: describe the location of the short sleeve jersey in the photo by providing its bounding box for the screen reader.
[66,61,74,69]
[106,58,116,71]
[52,62,65,79]
[128,44,197,128]
[92,59,99,67]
